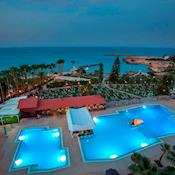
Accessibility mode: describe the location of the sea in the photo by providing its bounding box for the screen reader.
[0,47,175,74]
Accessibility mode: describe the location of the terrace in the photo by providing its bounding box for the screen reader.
[1,97,175,175]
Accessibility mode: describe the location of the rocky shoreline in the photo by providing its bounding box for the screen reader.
[125,56,174,75]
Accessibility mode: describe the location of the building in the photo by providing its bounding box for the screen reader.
[66,107,96,137]
[0,96,27,124]
[18,95,106,117]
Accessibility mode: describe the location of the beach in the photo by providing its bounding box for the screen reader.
[125,56,175,75]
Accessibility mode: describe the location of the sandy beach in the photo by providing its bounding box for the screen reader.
[125,56,174,75]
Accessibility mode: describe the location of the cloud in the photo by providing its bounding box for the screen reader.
[0,0,175,47]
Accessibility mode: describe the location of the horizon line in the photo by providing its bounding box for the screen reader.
[0,46,175,49]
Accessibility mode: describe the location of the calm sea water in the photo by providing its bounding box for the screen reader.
[0,47,175,74]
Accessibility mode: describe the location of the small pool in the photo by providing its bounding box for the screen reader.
[79,104,175,162]
[9,127,70,174]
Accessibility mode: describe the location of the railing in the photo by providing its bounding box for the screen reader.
[106,95,173,108]
[106,97,159,108]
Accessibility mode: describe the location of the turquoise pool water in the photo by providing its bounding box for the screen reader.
[9,127,70,174]
[79,105,175,162]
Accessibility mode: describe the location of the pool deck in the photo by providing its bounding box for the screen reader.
[1,98,175,175]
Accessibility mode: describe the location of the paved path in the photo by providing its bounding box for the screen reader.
[103,83,142,99]
[54,75,90,82]
[1,99,175,175]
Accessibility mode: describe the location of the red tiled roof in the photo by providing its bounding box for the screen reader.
[62,95,106,108]
[18,95,106,111]
[37,98,64,110]
[18,97,39,109]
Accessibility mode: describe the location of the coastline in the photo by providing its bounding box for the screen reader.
[1,47,175,74]
[125,56,174,75]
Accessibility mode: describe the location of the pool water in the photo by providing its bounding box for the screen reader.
[79,105,175,162]
[9,127,70,174]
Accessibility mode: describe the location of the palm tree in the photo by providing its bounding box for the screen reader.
[155,143,170,167]
[38,64,45,84]
[32,64,41,86]
[129,153,157,175]
[47,64,51,75]
[156,73,174,95]
[1,70,11,94]
[57,59,65,75]
[0,75,5,103]
[158,166,175,175]
[10,67,19,94]
[167,150,175,166]
[20,64,30,89]
[99,63,103,83]
[0,83,5,103]
[50,63,55,74]
[31,64,38,77]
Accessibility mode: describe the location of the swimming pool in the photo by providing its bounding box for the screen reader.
[79,104,175,162]
[9,127,70,174]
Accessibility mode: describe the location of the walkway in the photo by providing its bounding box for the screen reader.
[103,83,142,99]
[54,75,90,82]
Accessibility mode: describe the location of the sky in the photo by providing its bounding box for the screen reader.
[0,0,175,47]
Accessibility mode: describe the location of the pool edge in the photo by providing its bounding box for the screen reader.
[9,126,71,174]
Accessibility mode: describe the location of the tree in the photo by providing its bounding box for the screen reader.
[10,67,19,94]
[31,64,38,77]
[109,57,120,83]
[128,153,157,175]
[38,64,46,84]
[1,70,11,94]
[81,80,93,96]
[0,76,5,103]
[20,64,30,89]
[158,145,175,174]
[57,59,65,75]
[116,57,120,77]
[167,150,175,167]
[50,63,55,74]
[156,73,174,95]
[155,143,170,167]
[99,63,104,83]
[159,166,175,175]
[168,55,175,63]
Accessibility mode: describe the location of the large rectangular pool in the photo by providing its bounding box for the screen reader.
[79,104,175,162]
[9,127,70,174]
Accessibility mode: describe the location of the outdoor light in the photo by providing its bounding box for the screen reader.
[141,143,148,147]
[110,154,118,159]
[53,132,60,137]
[15,159,23,166]
[93,117,99,123]
[19,135,26,141]
[142,105,146,109]
[59,155,67,162]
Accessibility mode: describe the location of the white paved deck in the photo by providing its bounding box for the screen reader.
[1,99,175,175]
[54,75,89,82]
